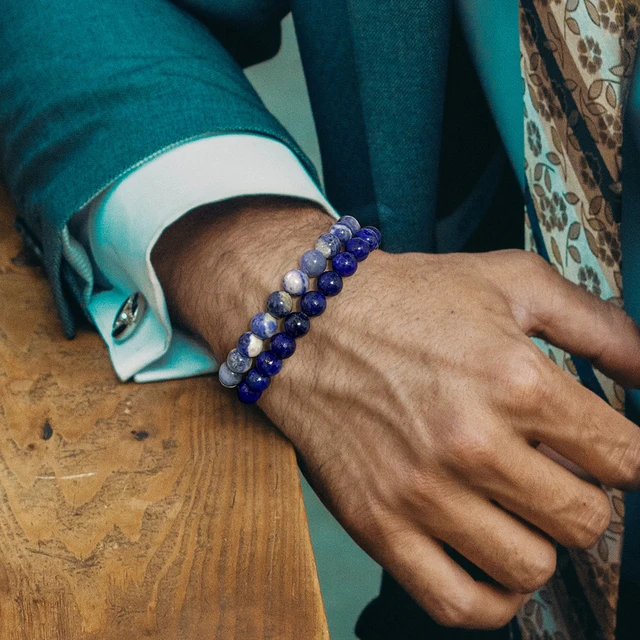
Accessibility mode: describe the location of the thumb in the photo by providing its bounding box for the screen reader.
[496,251,640,388]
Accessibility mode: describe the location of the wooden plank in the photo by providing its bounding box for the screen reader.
[0,187,328,640]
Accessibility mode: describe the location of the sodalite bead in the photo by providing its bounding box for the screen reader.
[357,227,380,251]
[256,351,282,377]
[315,233,341,259]
[282,269,310,296]
[238,381,261,405]
[339,215,361,234]
[366,226,382,243]
[329,223,353,245]
[317,271,343,297]
[300,249,327,277]
[251,312,278,339]
[246,368,271,393]
[218,363,243,388]
[284,312,311,338]
[238,331,263,358]
[301,291,327,317]
[345,237,370,262]
[332,252,358,277]
[227,348,252,374]
[270,333,296,359]
[266,291,293,318]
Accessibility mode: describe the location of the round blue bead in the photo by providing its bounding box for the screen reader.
[256,351,283,377]
[329,223,353,245]
[332,252,358,277]
[284,312,311,338]
[300,249,327,277]
[315,233,342,259]
[365,226,382,243]
[266,291,293,318]
[237,332,264,358]
[227,348,253,374]
[317,271,343,297]
[238,381,262,405]
[282,269,310,296]
[345,237,370,262]
[218,363,243,388]
[357,228,380,251]
[301,291,327,317]
[245,368,271,393]
[339,215,361,234]
[270,332,296,359]
[251,312,278,339]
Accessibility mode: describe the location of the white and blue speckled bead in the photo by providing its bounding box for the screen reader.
[227,348,253,374]
[238,331,264,358]
[339,215,361,234]
[266,291,293,318]
[315,233,342,259]
[218,362,243,388]
[282,269,310,296]
[329,222,353,245]
[300,249,327,277]
[250,312,278,339]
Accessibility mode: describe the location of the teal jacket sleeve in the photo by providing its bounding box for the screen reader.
[0,0,314,337]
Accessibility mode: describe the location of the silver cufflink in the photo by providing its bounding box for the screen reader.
[111,292,147,343]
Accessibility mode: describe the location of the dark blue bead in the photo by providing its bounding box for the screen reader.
[238,381,262,404]
[256,351,282,377]
[284,312,311,338]
[357,228,380,251]
[365,226,382,243]
[301,291,327,317]
[345,237,370,262]
[332,252,358,277]
[270,332,297,359]
[245,368,271,393]
[317,271,343,297]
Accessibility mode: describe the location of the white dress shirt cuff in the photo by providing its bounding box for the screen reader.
[74,134,338,382]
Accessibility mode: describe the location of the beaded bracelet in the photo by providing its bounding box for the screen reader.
[218,215,381,404]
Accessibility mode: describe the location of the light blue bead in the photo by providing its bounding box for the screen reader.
[339,215,361,234]
[218,363,243,388]
[266,291,293,318]
[329,223,353,244]
[238,331,264,358]
[315,233,342,259]
[282,269,310,296]
[300,249,327,277]
[251,312,278,339]
[227,348,252,374]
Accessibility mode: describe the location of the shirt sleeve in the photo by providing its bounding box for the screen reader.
[70,134,338,383]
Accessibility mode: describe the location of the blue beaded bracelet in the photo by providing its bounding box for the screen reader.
[218,215,381,404]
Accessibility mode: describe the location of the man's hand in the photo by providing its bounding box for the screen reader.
[153,197,640,630]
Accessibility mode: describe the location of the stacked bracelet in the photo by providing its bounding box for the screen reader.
[218,215,382,404]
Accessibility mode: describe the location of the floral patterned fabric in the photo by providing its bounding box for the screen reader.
[520,1,639,638]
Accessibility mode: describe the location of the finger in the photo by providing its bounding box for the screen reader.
[387,527,530,630]
[418,489,557,595]
[498,251,640,388]
[472,439,611,549]
[522,363,640,491]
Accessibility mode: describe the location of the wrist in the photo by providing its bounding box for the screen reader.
[152,196,332,359]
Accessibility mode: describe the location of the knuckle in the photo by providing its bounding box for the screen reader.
[569,490,611,548]
[499,346,549,411]
[443,425,498,473]
[429,593,475,628]
[608,436,640,489]
[516,546,557,593]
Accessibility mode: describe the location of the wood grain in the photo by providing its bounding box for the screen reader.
[0,187,328,639]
